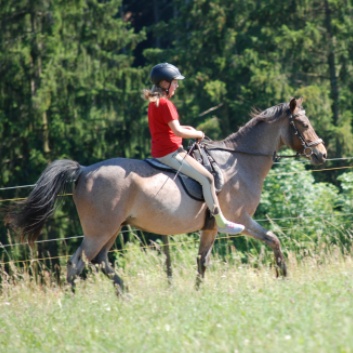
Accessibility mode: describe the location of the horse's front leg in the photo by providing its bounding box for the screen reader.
[265,230,287,277]
[196,229,217,289]
[244,219,287,277]
[161,235,173,285]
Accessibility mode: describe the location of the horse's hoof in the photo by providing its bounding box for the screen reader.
[275,264,287,278]
[195,277,204,290]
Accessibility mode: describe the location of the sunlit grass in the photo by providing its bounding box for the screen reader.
[1,244,353,353]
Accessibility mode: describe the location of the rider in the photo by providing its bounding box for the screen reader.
[143,63,244,235]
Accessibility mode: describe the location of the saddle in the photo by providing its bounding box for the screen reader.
[144,142,224,201]
[188,142,224,193]
[145,143,223,230]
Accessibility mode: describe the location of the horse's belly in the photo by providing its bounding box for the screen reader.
[128,194,207,235]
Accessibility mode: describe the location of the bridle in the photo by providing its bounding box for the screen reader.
[201,110,324,162]
[283,110,324,161]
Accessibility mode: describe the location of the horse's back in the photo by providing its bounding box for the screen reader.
[74,157,158,202]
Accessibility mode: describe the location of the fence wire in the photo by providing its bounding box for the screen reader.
[1,157,353,266]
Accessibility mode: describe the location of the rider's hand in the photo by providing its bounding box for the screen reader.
[196,131,205,143]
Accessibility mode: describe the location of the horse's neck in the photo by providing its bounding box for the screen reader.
[227,119,282,156]
[215,118,284,183]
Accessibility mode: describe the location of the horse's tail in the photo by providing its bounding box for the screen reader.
[5,159,81,244]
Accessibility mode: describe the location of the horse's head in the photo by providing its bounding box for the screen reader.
[282,98,327,165]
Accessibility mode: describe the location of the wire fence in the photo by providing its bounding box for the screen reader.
[1,156,353,267]
[2,211,352,267]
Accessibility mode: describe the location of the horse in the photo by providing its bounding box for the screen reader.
[5,97,327,294]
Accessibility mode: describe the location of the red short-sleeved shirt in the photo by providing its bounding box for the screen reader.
[148,97,182,158]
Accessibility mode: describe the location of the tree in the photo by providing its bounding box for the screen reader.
[141,0,353,163]
[0,0,146,258]
[0,0,149,183]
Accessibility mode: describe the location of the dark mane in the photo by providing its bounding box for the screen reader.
[223,102,289,144]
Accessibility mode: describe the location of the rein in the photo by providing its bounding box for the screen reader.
[201,110,324,162]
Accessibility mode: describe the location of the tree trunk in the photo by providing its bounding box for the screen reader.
[30,8,50,154]
[324,0,339,126]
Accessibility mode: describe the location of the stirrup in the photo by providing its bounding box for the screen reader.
[217,222,244,235]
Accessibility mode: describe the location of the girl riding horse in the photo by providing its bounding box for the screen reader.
[143,63,244,235]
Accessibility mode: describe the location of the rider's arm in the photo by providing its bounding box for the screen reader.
[168,120,204,140]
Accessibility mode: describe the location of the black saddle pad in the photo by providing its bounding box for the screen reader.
[144,158,203,201]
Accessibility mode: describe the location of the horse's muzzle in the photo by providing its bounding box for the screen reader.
[310,149,327,165]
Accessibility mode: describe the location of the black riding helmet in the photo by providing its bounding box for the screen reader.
[150,63,185,85]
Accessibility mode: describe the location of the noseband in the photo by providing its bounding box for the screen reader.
[288,111,323,158]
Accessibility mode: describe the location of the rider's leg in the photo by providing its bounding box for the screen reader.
[157,150,244,234]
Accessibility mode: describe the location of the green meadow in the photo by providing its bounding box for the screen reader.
[1,242,353,353]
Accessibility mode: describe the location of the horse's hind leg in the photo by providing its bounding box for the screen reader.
[91,238,125,295]
[66,243,87,292]
[196,229,217,289]
[66,235,122,292]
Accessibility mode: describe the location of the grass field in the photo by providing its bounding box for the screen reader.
[1,242,353,353]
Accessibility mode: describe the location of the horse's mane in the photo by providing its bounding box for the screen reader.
[222,102,289,145]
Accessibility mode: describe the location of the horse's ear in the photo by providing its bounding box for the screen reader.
[289,97,296,113]
[290,97,304,112]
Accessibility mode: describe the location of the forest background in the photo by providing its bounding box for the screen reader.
[1,0,353,270]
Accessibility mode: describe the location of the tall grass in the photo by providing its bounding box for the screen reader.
[1,240,353,353]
